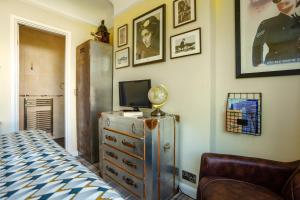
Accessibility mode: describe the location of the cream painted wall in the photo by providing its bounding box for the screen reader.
[0,0,96,154]
[113,0,213,189]
[113,0,300,193]
[213,0,300,162]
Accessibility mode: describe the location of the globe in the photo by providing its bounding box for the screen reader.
[148,84,168,116]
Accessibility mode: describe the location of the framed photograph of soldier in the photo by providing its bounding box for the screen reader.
[170,28,201,59]
[235,0,300,78]
[132,4,166,66]
[115,47,130,69]
[173,0,196,28]
[117,24,128,47]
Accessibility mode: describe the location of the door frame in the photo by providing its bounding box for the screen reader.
[10,15,75,155]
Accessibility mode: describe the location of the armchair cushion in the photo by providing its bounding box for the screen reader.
[199,176,282,200]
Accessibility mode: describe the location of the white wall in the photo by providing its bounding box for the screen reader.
[0,0,96,154]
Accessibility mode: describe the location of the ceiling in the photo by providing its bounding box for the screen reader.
[21,0,114,27]
[109,0,143,16]
[21,0,144,27]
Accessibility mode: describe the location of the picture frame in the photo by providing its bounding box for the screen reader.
[235,0,300,78]
[173,0,196,28]
[118,24,128,47]
[170,28,201,59]
[133,4,166,66]
[115,47,130,69]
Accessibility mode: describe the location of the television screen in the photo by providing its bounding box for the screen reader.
[119,79,151,109]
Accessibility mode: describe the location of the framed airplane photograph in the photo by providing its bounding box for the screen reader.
[115,47,130,69]
[170,28,201,59]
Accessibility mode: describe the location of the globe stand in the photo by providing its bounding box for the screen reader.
[151,108,166,116]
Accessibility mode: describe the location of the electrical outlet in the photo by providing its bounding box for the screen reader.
[182,170,196,184]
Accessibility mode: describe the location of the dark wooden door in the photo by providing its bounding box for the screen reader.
[76,41,91,161]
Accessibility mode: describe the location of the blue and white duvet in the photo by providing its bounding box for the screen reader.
[0,130,123,200]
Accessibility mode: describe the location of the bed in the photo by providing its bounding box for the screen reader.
[0,130,123,200]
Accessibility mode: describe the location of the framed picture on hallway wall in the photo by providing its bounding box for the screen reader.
[235,0,300,78]
[118,24,128,47]
[132,4,166,66]
[173,0,196,28]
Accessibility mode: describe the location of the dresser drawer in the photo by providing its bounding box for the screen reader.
[103,116,144,137]
[103,129,144,157]
[104,160,144,198]
[104,144,144,178]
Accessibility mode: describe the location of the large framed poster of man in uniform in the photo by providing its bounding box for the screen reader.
[235,0,300,78]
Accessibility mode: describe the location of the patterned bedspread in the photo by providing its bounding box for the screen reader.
[0,130,123,200]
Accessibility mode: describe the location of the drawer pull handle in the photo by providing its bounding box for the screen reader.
[122,176,137,188]
[122,159,137,169]
[106,166,118,176]
[122,140,136,149]
[131,123,136,134]
[105,151,118,160]
[105,135,117,142]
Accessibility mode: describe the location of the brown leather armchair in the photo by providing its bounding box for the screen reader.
[197,153,300,200]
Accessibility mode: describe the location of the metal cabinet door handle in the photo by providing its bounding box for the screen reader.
[122,140,136,149]
[122,176,137,188]
[122,158,137,169]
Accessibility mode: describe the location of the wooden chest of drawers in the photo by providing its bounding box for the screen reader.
[99,112,179,200]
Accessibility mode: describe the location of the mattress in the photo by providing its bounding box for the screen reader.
[0,130,123,200]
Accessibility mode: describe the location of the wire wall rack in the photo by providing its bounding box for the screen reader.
[226,93,262,136]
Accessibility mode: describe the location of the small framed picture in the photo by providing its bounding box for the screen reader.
[173,0,196,28]
[115,47,130,69]
[170,28,201,59]
[118,24,128,47]
[133,4,166,66]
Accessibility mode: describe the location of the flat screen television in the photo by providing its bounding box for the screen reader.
[119,79,151,110]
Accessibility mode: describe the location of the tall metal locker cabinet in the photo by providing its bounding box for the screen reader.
[76,40,112,163]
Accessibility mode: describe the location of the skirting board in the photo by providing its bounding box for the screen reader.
[179,182,197,199]
[69,150,78,157]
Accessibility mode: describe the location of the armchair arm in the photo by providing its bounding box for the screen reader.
[199,153,299,194]
[282,169,300,200]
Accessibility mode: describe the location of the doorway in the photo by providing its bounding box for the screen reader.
[11,16,74,155]
[19,25,66,148]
